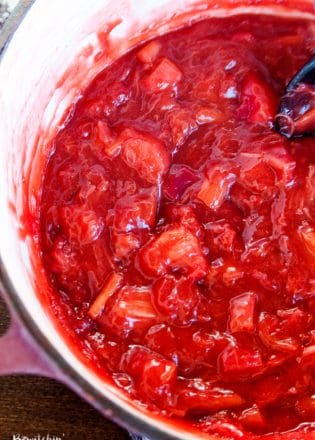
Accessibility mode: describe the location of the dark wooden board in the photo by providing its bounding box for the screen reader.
[0,297,130,440]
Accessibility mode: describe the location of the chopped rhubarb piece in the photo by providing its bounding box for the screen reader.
[59,205,104,245]
[240,405,266,431]
[100,285,157,338]
[153,276,201,326]
[139,226,208,280]
[298,224,315,258]
[163,164,199,201]
[143,57,182,92]
[96,120,116,156]
[264,146,296,185]
[299,345,315,372]
[218,344,264,380]
[120,345,177,400]
[238,73,277,124]
[117,127,170,184]
[195,106,226,125]
[176,379,245,415]
[197,164,236,210]
[228,292,257,334]
[136,40,162,64]
[88,272,123,319]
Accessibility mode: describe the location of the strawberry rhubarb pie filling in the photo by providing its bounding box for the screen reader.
[40,15,315,438]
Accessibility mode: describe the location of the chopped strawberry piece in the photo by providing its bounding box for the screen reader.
[175,379,245,415]
[296,394,315,418]
[163,164,199,201]
[258,311,300,353]
[166,108,198,149]
[59,205,104,245]
[197,163,236,210]
[238,73,277,124]
[88,272,123,319]
[139,226,208,280]
[228,292,257,334]
[240,405,266,431]
[136,40,162,64]
[120,345,177,400]
[238,155,276,194]
[100,285,157,338]
[153,276,201,326]
[143,57,182,92]
[110,188,157,233]
[116,127,170,184]
[110,231,141,259]
[165,205,202,236]
[264,146,296,185]
[88,336,127,371]
[299,345,315,372]
[205,221,236,254]
[218,344,264,380]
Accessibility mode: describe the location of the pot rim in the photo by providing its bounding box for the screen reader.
[1,2,314,440]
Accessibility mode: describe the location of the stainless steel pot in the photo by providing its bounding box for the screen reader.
[0,1,313,439]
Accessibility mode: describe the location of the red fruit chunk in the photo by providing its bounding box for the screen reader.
[240,405,266,431]
[110,188,157,233]
[299,345,315,372]
[115,128,170,184]
[175,379,245,415]
[298,223,315,258]
[166,108,198,149]
[88,272,123,319]
[296,394,315,418]
[228,292,257,334]
[198,416,245,439]
[110,231,141,259]
[205,221,236,254]
[258,311,300,353]
[100,285,157,338]
[139,226,208,280]
[143,57,182,92]
[120,345,176,400]
[197,163,236,210]
[96,120,116,156]
[195,106,226,125]
[59,205,104,245]
[153,276,201,326]
[263,146,296,185]
[218,344,264,380]
[163,164,199,201]
[165,205,202,236]
[238,73,277,124]
[136,40,162,64]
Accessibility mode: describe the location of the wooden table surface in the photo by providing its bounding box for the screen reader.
[0,296,130,440]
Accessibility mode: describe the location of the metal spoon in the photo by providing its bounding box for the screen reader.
[276,55,315,138]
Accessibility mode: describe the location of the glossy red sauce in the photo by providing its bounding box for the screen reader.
[40,15,315,438]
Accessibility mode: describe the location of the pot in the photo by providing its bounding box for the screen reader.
[0,1,314,439]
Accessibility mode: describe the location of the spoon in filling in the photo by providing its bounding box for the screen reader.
[277,55,315,137]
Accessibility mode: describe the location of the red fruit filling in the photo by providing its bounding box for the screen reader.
[40,15,315,438]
